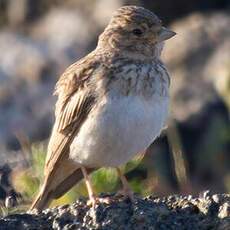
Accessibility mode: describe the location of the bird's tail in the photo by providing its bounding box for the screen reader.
[30,179,52,211]
[30,166,94,211]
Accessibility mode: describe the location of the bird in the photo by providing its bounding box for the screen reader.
[30,5,175,211]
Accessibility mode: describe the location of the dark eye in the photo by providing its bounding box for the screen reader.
[132,28,143,36]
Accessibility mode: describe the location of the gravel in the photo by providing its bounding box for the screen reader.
[0,191,230,229]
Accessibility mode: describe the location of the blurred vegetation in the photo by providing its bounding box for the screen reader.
[12,143,46,202]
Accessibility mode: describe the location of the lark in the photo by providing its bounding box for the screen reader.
[30,5,175,211]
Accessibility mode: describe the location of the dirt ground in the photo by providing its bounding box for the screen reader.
[0,191,230,229]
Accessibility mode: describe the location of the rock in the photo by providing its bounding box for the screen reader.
[31,7,93,67]
[0,30,54,153]
[162,11,230,122]
[0,31,51,84]
[219,202,230,219]
[1,193,230,229]
[0,164,22,208]
[0,6,99,160]
[204,39,230,109]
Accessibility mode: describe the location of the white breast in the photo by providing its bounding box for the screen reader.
[70,94,169,168]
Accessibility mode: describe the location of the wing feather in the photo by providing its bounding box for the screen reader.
[32,54,99,208]
[45,60,97,172]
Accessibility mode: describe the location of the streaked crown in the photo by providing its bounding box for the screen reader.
[109,5,161,28]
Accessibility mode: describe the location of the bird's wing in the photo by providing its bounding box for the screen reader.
[46,67,93,171]
[30,54,100,210]
[45,54,100,174]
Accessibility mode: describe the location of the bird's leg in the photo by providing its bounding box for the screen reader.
[116,168,134,201]
[81,167,110,208]
[81,166,96,207]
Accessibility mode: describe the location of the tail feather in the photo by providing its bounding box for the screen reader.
[52,167,95,199]
[29,167,95,211]
[29,116,97,211]
[30,180,52,211]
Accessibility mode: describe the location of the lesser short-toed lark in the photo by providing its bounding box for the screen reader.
[30,5,175,211]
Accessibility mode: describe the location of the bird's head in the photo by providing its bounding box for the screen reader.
[98,6,176,59]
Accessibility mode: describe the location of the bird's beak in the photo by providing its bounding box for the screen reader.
[158,27,176,42]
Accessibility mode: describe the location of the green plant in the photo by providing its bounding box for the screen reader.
[12,143,46,204]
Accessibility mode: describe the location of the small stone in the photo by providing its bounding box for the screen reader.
[219,202,230,218]
[212,194,221,203]
[199,190,211,200]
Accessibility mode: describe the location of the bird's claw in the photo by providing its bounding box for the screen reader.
[117,188,134,202]
[87,196,111,208]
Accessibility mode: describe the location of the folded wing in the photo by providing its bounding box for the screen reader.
[30,54,99,211]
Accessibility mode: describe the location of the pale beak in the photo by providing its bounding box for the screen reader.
[158,27,176,42]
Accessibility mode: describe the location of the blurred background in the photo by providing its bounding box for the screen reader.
[0,0,229,211]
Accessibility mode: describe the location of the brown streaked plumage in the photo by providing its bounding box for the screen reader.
[30,5,175,211]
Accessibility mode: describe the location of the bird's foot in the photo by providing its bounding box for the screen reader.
[117,187,134,202]
[116,167,135,202]
[87,195,111,208]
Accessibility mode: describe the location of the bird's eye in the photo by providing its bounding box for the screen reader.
[132,28,143,36]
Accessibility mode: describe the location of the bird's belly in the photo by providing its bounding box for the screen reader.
[70,95,168,167]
